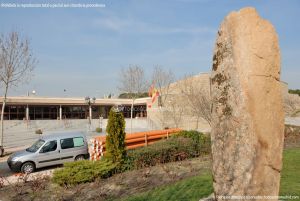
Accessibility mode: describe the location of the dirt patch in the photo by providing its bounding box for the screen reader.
[0,156,211,201]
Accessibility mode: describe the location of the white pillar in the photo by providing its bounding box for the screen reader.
[26,105,29,120]
[89,105,92,121]
[59,105,62,120]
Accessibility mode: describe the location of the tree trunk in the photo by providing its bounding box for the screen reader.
[196,116,199,130]
[0,84,9,156]
[130,98,134,134]
[159,106,166,129]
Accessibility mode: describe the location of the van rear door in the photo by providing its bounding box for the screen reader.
[59,137,85,163]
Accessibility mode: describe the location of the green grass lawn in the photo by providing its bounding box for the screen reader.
[121,171,213,201]
[280,148,300,199]
[120,148,300,201]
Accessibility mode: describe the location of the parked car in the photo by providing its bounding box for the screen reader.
[7,131,89,173]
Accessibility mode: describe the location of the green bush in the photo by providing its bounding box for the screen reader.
[95,127,102,133]
[106,107,126,163]
[288,89,300,96]
[126,136,206,170]
[173,130,211,154]
[35,129,43,134]
[52,159,117,186]
[123,130,211,170]
[118,92,149,99]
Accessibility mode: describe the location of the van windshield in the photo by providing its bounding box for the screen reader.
[26,139,45,153]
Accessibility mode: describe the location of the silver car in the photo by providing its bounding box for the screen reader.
[7,131,89,173]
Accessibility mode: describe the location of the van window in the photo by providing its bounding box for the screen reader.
[74,137,84,147]
[41,140,57,153]
[27,139,45,153]
[60,138,74,149]
[60,137,84,149]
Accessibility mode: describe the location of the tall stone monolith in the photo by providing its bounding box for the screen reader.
[210,7,284,200]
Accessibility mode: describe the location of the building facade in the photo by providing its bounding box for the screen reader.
[0,96,149,120]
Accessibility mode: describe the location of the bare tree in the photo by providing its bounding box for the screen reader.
[180,74,212,128]
[150,66,175,128]
[0,32,36,156]
[165,96,184,128]
[118,65,148,133]
[151,65,175,107]
[284,93,300,116]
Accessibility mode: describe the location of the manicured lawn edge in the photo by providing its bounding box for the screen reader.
[279,148,300,200]
[118,148,300,201]
[119,170,213,201]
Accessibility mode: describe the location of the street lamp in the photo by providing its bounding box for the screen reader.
[85,96,96,125]
[25,90,36,121]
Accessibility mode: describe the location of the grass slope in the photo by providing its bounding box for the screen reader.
[121,148,300,201]
[280,148,300,199]
[121,171,213,201]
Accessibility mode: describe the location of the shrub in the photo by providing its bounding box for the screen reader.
[52,159,117,186]
[35,129,43,134]
[288,89,300,96]
[123,130,211,170]
[118,92,149,99]
[95,127,102,133]
[126,137,201,169]
[106,107,126,163]
[173,130,211,155]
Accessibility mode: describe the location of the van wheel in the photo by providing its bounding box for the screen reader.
[75,155,85,161]
[21,162,35,174]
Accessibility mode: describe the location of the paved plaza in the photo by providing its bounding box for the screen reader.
[1,118,152,153]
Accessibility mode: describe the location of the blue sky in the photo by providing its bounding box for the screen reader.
[0,0,299,97]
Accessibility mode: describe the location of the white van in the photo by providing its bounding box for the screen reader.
[7,131,89,173]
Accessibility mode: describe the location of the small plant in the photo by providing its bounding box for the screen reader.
[0,176,7,188]
[17,173,30,183]
[106,107,126,163]
[28,174,49,192]
[35,129,43,134]
[95,127,102,133]
[12,173,30,196]
[52,159,117,186]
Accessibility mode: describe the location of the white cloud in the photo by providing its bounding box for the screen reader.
[93,17,131,31]
[92,15,215,35]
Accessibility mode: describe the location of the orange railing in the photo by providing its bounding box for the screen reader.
[89,128,181,161]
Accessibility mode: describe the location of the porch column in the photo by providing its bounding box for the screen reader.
[26,105,29,120]
[59,105,62,120]
[89,105,92,121]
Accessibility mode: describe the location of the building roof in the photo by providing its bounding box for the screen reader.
[0,96,150,106]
